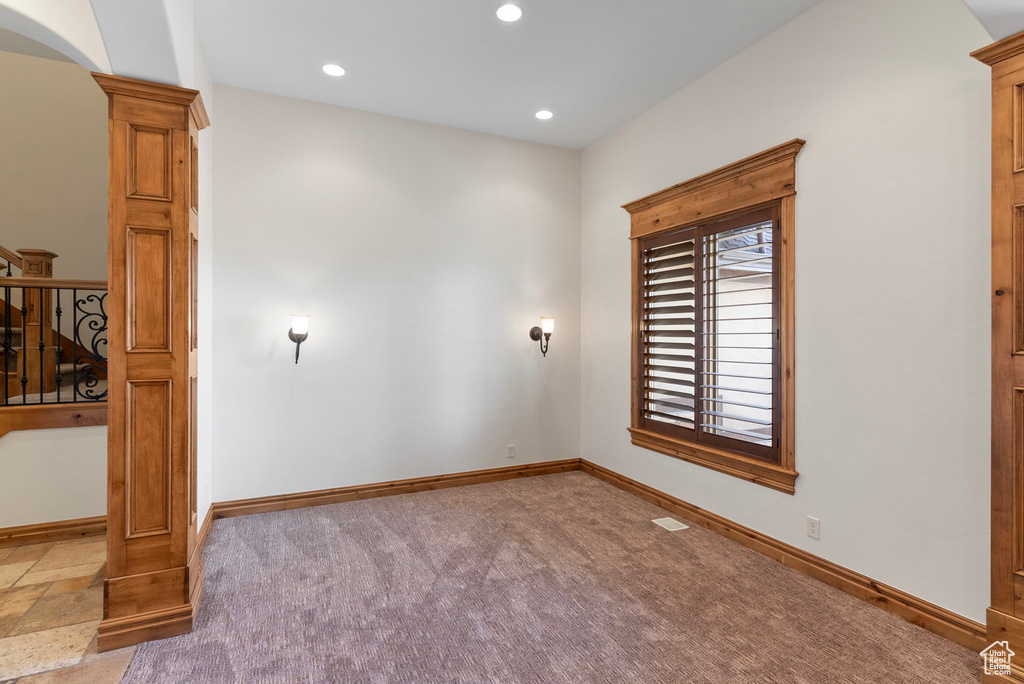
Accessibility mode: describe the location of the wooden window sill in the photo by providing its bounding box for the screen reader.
[627,427,798,494]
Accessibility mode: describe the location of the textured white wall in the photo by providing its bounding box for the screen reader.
[580,0,991,621]
[211,85,581,502]
[0,426,106,526]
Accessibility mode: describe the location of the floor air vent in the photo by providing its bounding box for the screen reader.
[652,517,689,531]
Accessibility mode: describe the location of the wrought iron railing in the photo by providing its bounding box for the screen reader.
[1,278,108,406]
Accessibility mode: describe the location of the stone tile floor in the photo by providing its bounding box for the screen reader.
[0,537,135,683]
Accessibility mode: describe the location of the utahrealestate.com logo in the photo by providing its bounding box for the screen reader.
[982,641,1015,676]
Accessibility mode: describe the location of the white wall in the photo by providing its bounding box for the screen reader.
[580,0,991,622]
[0,48,108,529]
[211,85,581,502]
[0,426,106,526]
[194,40,214,529]
[0,49,107,279]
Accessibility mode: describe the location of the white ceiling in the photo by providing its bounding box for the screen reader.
[0,26,72,63]
[195,0,823,150]
[961,0,1024,41]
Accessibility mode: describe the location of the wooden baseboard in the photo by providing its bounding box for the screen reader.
[0,514,105,548]
[0,403,107,439]
[212,459,581,519]
[203,457,985,654]
[97,603,194,652]
[196,504,214,553]
[580,459,988,652]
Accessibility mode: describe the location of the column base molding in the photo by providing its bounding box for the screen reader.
[99,564,203,652]
[97,603,194,652]
[985,608,1024,681]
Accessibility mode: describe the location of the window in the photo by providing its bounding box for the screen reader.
[640,206,779,460]
[624,141,802,493]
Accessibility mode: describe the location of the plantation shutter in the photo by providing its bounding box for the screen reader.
[641,228,699,435]
[639,207,779,462]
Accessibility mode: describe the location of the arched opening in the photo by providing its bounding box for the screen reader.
[0,25,112,680]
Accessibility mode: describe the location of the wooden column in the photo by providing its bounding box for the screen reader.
[92,74,208,651]
[16,249,58,394]
[974,31,1024,683]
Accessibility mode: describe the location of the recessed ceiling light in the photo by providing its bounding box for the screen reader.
[496,3,523,22]
[322,64,345,77]
[535,110,553,120]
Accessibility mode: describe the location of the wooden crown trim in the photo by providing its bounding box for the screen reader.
[622,139,806,214]
[92,73,211,129]
[972,30,1024,66]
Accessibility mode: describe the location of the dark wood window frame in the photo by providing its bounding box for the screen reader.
[623,140,804,494]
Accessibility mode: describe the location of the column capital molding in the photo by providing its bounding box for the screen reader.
[972,30,1024,66]
[92,73,210,129]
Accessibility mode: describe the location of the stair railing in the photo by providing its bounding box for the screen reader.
[0,245,22,277]
[1,277,108,406]
[0,246,108,406]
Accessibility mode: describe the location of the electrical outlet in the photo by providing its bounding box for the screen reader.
[506,444,515,459]
[807,516,821,540]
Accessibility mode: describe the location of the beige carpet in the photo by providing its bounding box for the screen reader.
[122,471,978,683]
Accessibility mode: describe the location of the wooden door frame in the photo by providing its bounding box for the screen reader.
[92,73,209,651]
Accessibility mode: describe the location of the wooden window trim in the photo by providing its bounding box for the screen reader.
[623,140,804,495]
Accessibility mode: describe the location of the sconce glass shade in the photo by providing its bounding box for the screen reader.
[291,314,310,336]
[541,317,555,335]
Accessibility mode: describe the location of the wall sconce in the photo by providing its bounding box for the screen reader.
[288,314,310,364]
[529,317,554,357]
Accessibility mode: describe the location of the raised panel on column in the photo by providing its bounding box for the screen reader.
[190,236,198,352]
[126,226,172,352]
[190,137,198,212]
[126,380,172,539]
[1015,207,1024,356]
[127,124,173,201]
[1016,84,1024,174]
[189,375,197,532]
